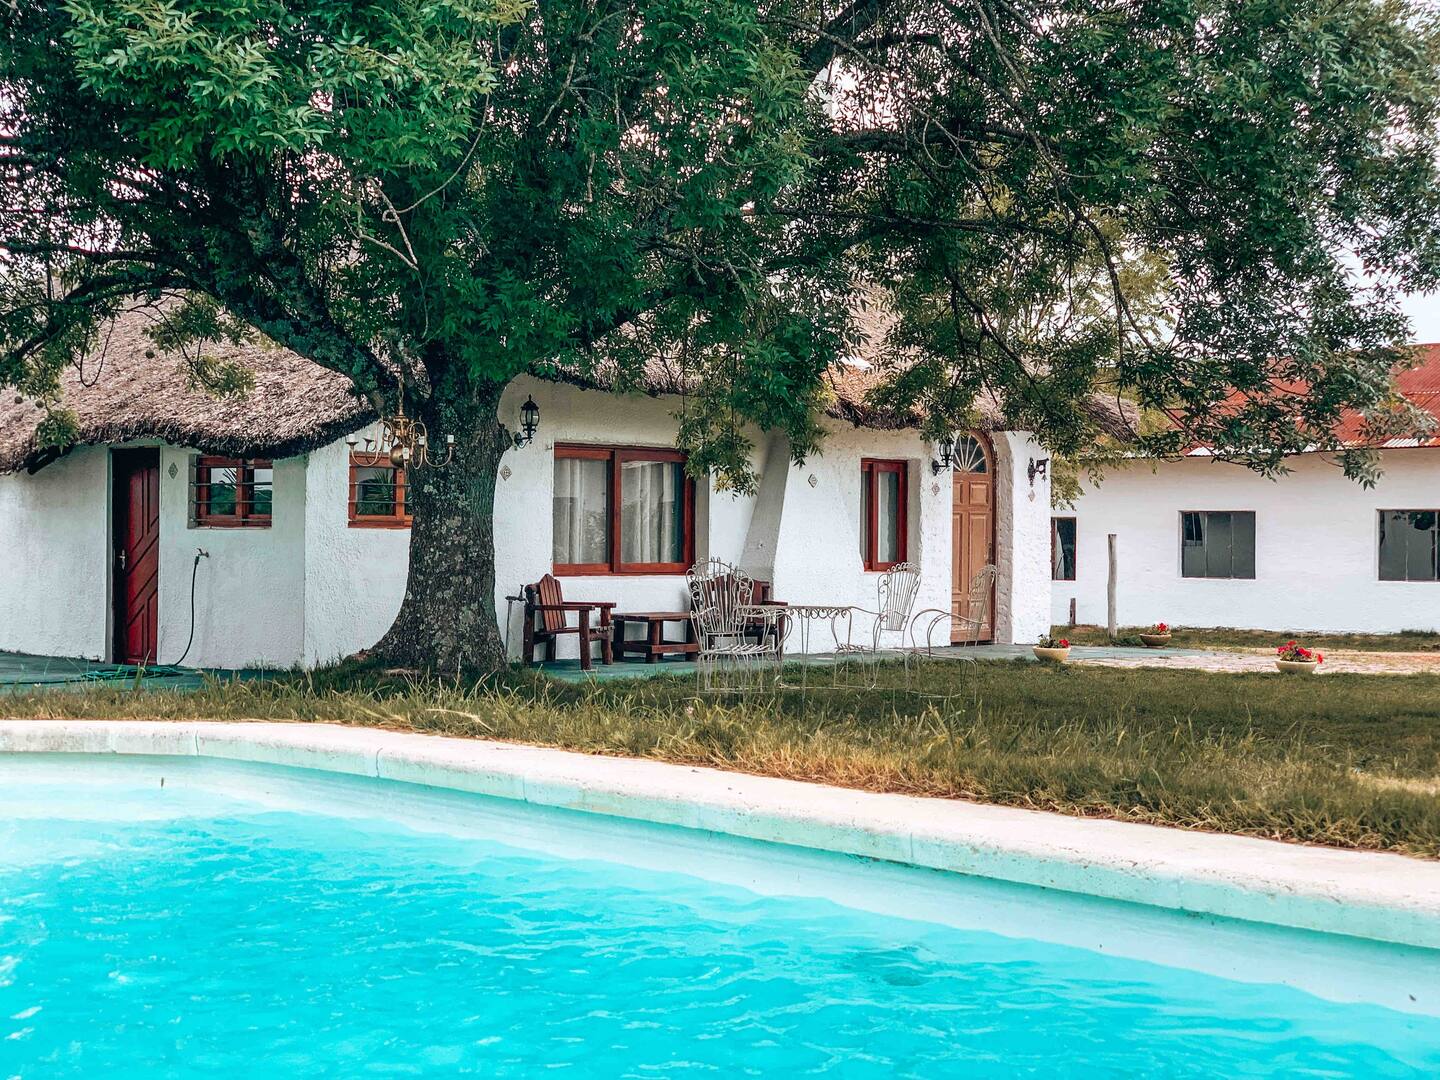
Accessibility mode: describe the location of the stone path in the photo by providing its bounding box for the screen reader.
[1073,647,1440,676]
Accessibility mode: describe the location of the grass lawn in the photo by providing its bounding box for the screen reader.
[4,659,1439,858]
[1058,623,1440,653]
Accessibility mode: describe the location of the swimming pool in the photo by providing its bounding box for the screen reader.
[2,754,1438,1077]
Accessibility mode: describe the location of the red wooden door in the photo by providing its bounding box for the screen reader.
[950,434,995,642]
[113,450,161,664]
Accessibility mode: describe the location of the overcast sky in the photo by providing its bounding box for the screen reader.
[1403,292,1440,342]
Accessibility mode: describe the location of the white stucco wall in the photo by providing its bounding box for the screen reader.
[303,425,410,667]
[1051,449,1440,634]
[0,445,111,660]
[993,432,1053,645]
[160,447,307,669]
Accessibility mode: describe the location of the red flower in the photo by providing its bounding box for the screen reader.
[1155,622,1169,633]
[1316,652,1324,664]
[1059,639,1070,648]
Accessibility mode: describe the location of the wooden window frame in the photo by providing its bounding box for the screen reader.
[860,458,909,572]
[1051,516,1077,581]
[192,456,273,528]
[348,454,412,529]
[553,444,695,576]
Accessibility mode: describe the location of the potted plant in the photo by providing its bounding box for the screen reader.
[1033,634,1071,663]
[1275,640,1323,674]
[1139,622,1172,648]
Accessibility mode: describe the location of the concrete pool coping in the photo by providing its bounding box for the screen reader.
[3,718,1438,951]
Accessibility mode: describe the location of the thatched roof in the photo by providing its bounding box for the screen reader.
[0,307,1135,474]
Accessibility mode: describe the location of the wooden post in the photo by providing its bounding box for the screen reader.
[1068,597,1077,628]
[1107,533,1118,641]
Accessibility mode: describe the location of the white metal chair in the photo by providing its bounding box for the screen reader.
[687,558,782,693]
[910,564,997,657]
[835,562,923,686]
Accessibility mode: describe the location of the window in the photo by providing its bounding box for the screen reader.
[1180,511,1255,579]
[192,457,272,527]
[1379,510,1440,581]
[553,445,694,574]
[348,455,411,528]
[1051,517,1076,581]
[860,459,908,571]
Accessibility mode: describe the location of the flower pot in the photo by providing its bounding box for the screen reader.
[1275,659,1319,675]
[1139,633,1172,648]
[1033,646,1071,663]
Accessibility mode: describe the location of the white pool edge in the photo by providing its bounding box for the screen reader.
[3,718,1438,951]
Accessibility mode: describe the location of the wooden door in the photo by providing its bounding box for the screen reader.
[113,450,161,664]
[950,434,995,642]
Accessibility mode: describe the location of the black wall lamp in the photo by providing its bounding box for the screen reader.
[931,436,956,475]
[1028,457,1049,486]
[513,395,540,448]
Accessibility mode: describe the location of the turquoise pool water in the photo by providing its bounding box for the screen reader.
[1,756,1438,1077]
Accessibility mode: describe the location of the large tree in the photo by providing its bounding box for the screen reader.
[4,0,1439,669]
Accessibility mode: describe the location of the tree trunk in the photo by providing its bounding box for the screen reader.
[370,383,514,672]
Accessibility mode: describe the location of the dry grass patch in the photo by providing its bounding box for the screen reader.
[3,659,1438,857]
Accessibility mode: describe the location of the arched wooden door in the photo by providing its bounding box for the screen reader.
[951,433,995,643]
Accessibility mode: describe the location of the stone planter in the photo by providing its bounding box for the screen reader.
[1139,633,1172,648]
[1275,659,1319,675]
[1032,646,1071,663]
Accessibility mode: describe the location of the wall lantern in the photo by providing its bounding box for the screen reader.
[513,395,541,448]
[347,399,454,470]
[930,436,957,475]
[1028,457,1050,486]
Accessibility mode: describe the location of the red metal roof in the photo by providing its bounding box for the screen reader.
[1189,343,1440,454]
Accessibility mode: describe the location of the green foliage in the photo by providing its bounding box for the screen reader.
[5,0,1440,491]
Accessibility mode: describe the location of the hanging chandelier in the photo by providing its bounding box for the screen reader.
[346,399,454,469]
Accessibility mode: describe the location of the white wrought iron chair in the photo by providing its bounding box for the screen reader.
[687,558,783,694]
[834,562,924,687]
[901,564,996,699]
[910,564,997,657]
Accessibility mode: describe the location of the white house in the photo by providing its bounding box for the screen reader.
[0,310,1091,669]
[1050,345,1440,635]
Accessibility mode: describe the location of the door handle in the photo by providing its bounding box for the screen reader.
[117,550,127,570]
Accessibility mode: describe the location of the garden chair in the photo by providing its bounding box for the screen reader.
[909,564,997,656]
[834,562,923,687]
[686,558,783,693]
[521,573,615,671]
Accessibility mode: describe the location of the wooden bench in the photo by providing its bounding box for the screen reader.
[522,574,615,671]
[611,611,699,663]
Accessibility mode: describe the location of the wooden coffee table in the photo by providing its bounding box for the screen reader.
[612,611,699,663]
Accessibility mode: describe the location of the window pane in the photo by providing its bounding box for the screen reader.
[1230,512,1256,579]
[1052,518,1076,581]
[250,466,273,517]
[1406,511,1438,581]
[553,456,609,566]
[620,459,684,565]
[355,466,398,516]
[876,469,901,564]
[1180,512,1206,577]
[1204,512,1233,578]
[206,466,239,517]
[1379,512,1408,581]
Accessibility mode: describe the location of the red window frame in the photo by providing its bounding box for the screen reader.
[860,458,908,571]
[553,444,695,575]
[193,457,272,528]
[347,454,412,528]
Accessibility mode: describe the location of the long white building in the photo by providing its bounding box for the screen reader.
[1050,345,1440,634]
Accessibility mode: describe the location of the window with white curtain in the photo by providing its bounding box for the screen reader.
[553,446,692,573]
